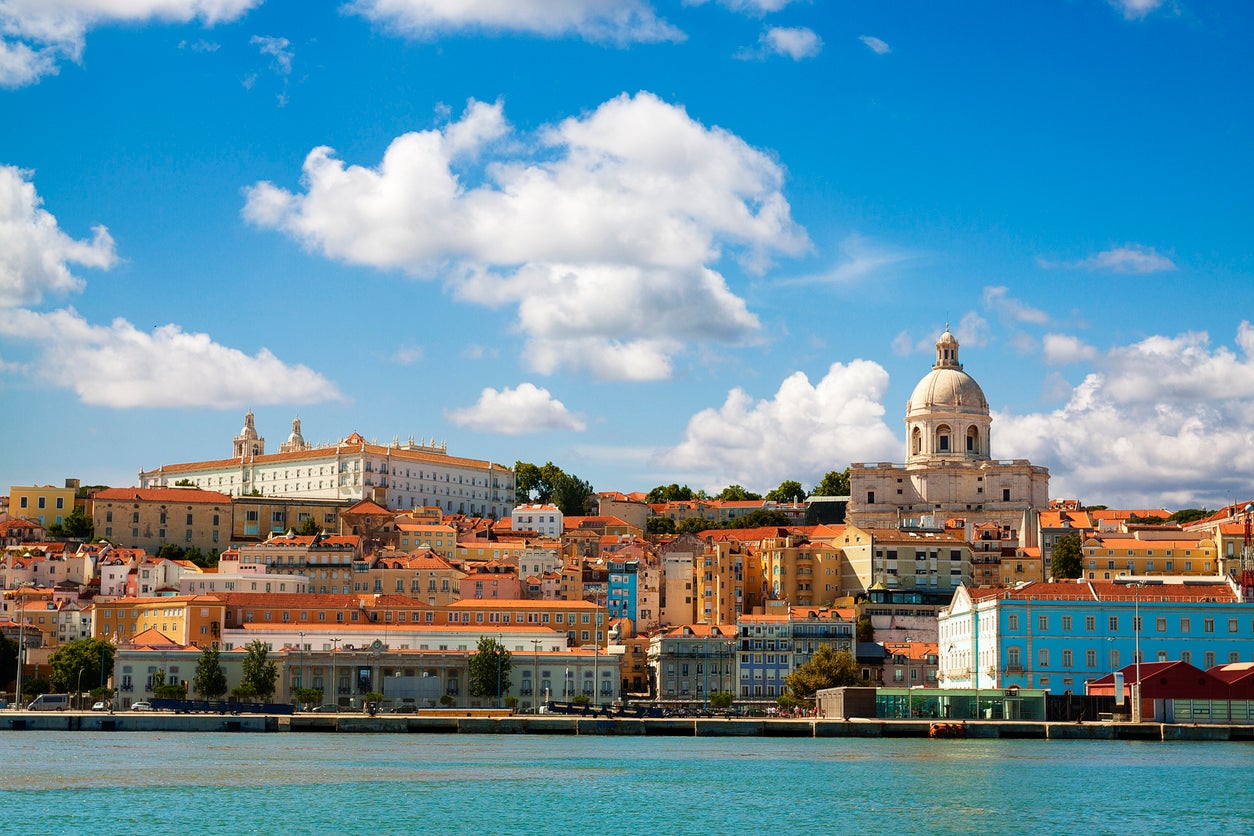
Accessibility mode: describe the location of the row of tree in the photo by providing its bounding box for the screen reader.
[644,470,851,506]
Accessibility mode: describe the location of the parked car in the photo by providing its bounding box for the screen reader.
[28,694,70,711]
[386,703,417,714]
[308,704,340,713]
[130,701,154,712]
[91,701,108,712]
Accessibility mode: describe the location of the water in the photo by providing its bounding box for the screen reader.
[2,732,1252,835]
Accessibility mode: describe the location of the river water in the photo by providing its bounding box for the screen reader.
[2,732,1251,834]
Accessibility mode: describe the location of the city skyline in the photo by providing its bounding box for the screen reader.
[2,1,1252,509]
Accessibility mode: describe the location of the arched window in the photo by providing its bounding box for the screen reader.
[912,427,923,455]
[966,426,979,453]
[936,425,951,453]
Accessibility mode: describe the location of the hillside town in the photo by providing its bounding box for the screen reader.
[5,329,1254,724]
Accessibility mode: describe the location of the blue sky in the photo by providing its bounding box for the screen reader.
[2,0,1252,511]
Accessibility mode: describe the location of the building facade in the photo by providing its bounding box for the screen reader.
[90,487,232,554]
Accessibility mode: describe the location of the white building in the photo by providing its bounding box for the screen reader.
[511,504,563,538]
[849,327,1049,541]
[139,413,516,518]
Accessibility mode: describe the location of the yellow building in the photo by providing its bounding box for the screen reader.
[694,540,746,624]
[396,507,459,556]
[91,487,232,554]
[756,534,844,609]
[835,525,973,595]
[9,484,78,528]
[1081,532,1217,580]
[93,595,226,648]
[362,549,466,605]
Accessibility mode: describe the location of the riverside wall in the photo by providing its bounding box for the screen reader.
[6,711,1254,741]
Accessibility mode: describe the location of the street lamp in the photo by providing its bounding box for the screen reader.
[14,591,25,708]
[1130,582,1143,723]
[298,631,305,701]
[76,667,85,712]
[330,638,340,708]
[496,634,503,710]
[531,639,542,712]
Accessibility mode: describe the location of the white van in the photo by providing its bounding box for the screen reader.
[28,694,70,711]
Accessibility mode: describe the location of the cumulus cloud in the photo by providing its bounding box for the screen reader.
[1042,333,1098,365]
[982,286,1048,325]
[0,0,260,87]
[0,307,341,408]
[244,92,808,380]
[755,26,822,60]
[447,382,586,434]
[999,323,1254,508]
[0,164,117,308]
[344,0,682,44]
[859,35,890,54]
[663,360,900,491]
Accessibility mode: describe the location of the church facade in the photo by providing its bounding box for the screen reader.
[848,328,1049,544]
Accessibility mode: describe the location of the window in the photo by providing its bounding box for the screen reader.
[1108,616,1118,631]
[1085,616,1096,631]
[1204,651,1216,668]
[1061,649,1073,667]
[1181,651,1192,664]
[1007,647,1021,667]
[1061,615,1072,631]
[1156,617,1166,633]
[1085,649,1097,667]
[1008,614,1019,630]
[1037,648,1049,668]
[1204,618,1214,633]
[1037,615,1048,631]
[1180,618,1190,633]
[1230,618,1239,633]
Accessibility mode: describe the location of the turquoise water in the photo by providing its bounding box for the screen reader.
[3,732,1252,835]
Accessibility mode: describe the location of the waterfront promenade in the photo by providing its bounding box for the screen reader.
[5,710,1254,741]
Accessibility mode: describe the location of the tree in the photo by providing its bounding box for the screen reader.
[0,634,16,695]
[152,669,186,699]
[23,676,50,699]
[646,484,694,504]
[709,692,734,709]
[1168,509,1209,526]
[784,645,859,702]
[297,515,321,536]
[193,646,228,700]
[48,639,115,694]
[1051,534,1083,580]
[765,480,807,504]
[646,517,676,535]
[723,509,790,529]
[716,485,761,501]
[46,508,93,540]
[174,478,196,487]
[468,636,512,702]
[240,640,278,701]
[856,616,874,643]
[295,687,323,709]
[810,469,851,497]
[676,517,711,534]
[514,461,594,516]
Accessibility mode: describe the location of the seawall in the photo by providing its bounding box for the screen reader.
[7,711,1254,741]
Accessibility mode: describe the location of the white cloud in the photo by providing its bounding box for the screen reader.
[999,323,1254,508]
[859,34,890,54]
[392,343,424,365]
[781,234,917,287]
[663,360,900,491]
[447,382,586,434]
[1041,243,1177,274]
[1042,333,1097,365]
[1111,0,1166,20]
[1082,244,1177,274]
[0,164,117,308]
[982,286,1048,325]
[0,307,341,408]
[690,0,804,13]
[344,0,682,44]
[250,34,292,74]
[244,92,808,380]
[758,26,822,60]
[0,0,261,87]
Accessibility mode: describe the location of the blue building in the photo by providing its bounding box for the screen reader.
[606,557,639,624]
[737,608,854,701]
[939,578,1254,694]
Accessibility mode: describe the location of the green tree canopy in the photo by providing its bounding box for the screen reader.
[716,485,761,501]
[193,646,228,700]
[0,634,17,694]
[765,480,807,504]
[676,517,711,534]
[514,461,593,517]
[46,508,93,540]
[810,469,851,497]
[1168,509,1209,525]
[723,509,791,529]
[468,636,512,701]
[784,645,858,702]
[48,639,115,694]
[297,515,321,536]
[1051,533,1084,580]
[240,640,278,701]
[646,484,695,504]
[646,517,676,535]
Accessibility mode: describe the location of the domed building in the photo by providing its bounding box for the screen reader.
[848,327,1049,558]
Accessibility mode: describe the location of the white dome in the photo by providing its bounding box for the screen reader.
[907,367,988,417]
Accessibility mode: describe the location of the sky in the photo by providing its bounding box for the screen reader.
[1,0,1252,512]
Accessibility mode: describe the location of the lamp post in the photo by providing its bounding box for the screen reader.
[531,639,542,712]
[496,634,503,710]
[330,637,340,709]
[723,639,736,700]
[14,592,25,708]
[298,631,305,701]
[76,667,85,712]
[1131,582,1143,724]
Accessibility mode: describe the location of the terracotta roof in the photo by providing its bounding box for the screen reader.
[92,487,231,504]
